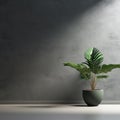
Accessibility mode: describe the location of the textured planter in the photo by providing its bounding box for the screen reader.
[82,89,104,106]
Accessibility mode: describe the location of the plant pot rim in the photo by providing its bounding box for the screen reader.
[83,89,103,91]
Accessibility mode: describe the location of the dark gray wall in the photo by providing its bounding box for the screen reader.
[0,0,120,103]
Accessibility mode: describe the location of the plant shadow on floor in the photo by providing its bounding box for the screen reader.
[17,104,95,108]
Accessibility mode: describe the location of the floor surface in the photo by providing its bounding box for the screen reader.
[0,104,120,120]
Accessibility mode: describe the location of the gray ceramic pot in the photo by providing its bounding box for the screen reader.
[82,89,104,106]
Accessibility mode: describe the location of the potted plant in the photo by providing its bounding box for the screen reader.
[64,47,120,106]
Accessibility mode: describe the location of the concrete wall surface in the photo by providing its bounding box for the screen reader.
[0,0,120,103]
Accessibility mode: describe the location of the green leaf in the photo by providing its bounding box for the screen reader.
[64,62,80,71]
[99,64,120,73]
[97,75,108,79]
[84,48,93,60]
[64,62,91,79]
[84,47,104,73]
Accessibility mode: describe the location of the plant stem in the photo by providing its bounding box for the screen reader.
[90,72,97,90]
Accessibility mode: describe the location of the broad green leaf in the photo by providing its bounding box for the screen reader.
[64,62,80,71]
[64,62,91,79]
[84,48,104,73]
[84,48,93,60]
[99,64,120,73]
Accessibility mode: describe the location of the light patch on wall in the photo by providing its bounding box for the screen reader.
[27,0,120,103]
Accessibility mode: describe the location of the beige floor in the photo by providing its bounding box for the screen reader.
[0,104,120,114]
[0,104,120,120]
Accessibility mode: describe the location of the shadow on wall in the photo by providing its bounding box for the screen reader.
[0,0,104,52]
[0,0,103,102]
[31,0,103,39]
[2,0,104,43]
